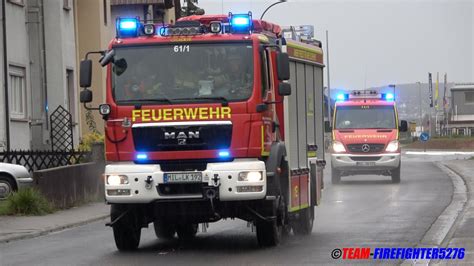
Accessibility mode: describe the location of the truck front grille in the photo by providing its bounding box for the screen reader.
[350,156,382,161]
[347,143,385,153]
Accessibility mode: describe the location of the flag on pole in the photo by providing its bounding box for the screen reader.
[443,73,448,108]
[428,73,433,107]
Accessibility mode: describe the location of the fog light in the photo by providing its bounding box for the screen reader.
[107,189,131,196]
[238,171,263,182]
[107,175,128,185]
[237,186,263,193]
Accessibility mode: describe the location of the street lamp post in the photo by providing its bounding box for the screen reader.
[260,0,287,20]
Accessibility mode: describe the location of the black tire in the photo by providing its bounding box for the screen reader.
[292,206,314,236]
[391,164,401,184]
[176,223,198,240]
[331,167,341,184]
[153,221,176,239]
[111,205,141,251]
[0,175,15,200]
[256,218,282,247]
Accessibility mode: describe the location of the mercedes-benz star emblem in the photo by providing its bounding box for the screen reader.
[361,144,371,153]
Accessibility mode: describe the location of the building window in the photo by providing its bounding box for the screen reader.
[465,91,474,104]
[9,66,27,119]
[63,0,71,11]
[7,0,25,7]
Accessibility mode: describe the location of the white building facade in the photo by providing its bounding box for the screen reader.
[0,0,78,151]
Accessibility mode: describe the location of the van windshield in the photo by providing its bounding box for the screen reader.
[335,105,396,129]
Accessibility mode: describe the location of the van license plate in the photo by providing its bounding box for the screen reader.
[164,172,202,183]
[356,162,376,166]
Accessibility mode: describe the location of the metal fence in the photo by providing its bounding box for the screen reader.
[0,150,91,173]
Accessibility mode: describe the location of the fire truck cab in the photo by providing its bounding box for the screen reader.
[79,12,326,250]
[330,90,408,184]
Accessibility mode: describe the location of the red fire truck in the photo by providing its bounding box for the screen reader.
[329,90,408,184]
[79,12,326,250]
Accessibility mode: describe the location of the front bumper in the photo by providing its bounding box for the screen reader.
[331,153,400,172]
[17,177,34,189]
[104,159,267,204]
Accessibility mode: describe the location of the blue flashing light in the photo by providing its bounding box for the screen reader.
[136,153,148,160]
[116,18,139,37]
[120,20,138,30]
[232,16,250,27]
[218,151,230,158]
[229,12,253,33]
[384,93,395,101]
[336,93,348,102]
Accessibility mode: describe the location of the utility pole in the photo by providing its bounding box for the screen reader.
[417,82,422,131]
[326,30,331,126]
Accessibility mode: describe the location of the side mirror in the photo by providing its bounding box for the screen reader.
[80,60,92,88]
[399,120,408,132]
[80,89,93,103]
[278,83,291,96]
[324,121,332,133]
[99,49,115,67]
[256,103,268,113]
[276,52,290,81]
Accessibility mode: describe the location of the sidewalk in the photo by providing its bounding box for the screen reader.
[0,202,109,243]
[440,160,474,264]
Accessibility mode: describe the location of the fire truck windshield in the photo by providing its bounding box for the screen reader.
[335,105,396,129]
[111,43,254,104]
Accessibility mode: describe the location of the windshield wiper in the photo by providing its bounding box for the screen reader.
[117,98,173,105]
[171,97,229,106]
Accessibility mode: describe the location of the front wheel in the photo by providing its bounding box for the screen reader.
[391,164,401,183]
[0,175,15,200]
[111,205,141,251]
[256,218,282,247]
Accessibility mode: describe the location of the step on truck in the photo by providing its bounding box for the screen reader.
[79,12,326,250]
[328,90,408,184]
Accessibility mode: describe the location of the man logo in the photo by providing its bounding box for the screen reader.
[164,131,200,145]
[361,144,371,153]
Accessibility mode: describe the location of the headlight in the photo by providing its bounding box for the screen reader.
[385,140,399,152]
[107,175,129,185]
[332,141,346,153]
[238,171,263,182]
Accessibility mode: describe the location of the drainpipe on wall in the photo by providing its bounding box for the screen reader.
[2,0,10,151]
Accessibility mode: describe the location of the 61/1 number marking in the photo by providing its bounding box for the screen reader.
[174,45,190,53]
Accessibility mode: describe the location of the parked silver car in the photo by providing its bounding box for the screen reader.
[0,163,33,199]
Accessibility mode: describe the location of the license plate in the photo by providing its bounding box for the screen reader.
[356,162,376,166]
[164,172,202,183]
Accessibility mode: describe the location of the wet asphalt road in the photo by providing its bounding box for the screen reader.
[0,154,455,265]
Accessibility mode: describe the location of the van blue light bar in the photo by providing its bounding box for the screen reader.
[382,93,395,101]
[336,93,349,102]
[229,12,253,34]
[116,17,140,38]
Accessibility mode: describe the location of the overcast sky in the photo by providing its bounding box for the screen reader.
[197,0,474,89]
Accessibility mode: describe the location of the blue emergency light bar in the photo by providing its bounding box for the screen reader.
[229,12,253,34]
[336,90,396,102]
[116,17,140,38]
[336,93,349,101]
[382,93,395,101]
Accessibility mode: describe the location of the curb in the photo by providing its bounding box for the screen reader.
[401,162,468,265]
[0,214,109,244]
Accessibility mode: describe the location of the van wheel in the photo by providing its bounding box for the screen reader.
[391,164,401,183]
[331,167,341,184]
[154,221,176,239]
[176,223,198,240]
[111,205,141,251]
[292,206,314,236]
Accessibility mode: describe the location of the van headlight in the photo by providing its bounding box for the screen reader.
[238,171,263,182]
[107,175,129,185]
[385,140,399,152]
[332,141,346,153]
